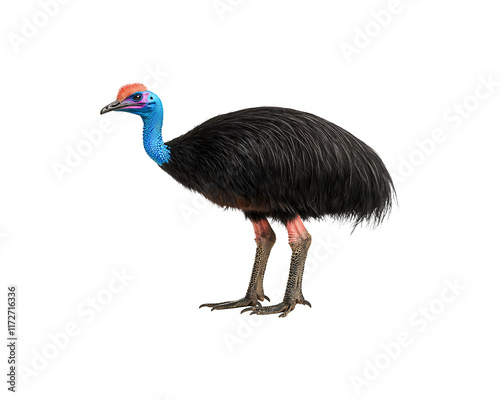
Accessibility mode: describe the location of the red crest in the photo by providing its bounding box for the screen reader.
[117,83,147,102]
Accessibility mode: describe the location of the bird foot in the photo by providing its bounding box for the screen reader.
[199,294,270,311]
[241,297,311,318]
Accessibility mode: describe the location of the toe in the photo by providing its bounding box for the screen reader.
[200,297,259,311]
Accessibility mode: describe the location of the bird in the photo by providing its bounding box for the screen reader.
[101,83,396,317]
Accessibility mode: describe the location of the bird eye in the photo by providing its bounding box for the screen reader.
[132,93,142,102]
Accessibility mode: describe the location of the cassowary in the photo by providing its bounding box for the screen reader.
[101,83,395,317]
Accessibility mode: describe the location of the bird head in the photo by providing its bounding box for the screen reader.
[100,83,159,117]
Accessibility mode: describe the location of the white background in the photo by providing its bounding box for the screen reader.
[1,0,499,398]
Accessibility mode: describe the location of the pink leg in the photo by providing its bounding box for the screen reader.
[253,219,275,244]
[243,216,312,317]
[286,217,309,244]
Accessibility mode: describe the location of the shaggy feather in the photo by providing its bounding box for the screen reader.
[162,107,395,226]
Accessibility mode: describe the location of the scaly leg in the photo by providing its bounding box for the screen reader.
[200,219,276,311]
[242,216,311,317]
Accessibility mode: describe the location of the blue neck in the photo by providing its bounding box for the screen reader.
[141,103,171,165]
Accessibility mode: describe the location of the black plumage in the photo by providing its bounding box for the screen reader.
[101,85,396,316]
[163,106,395,226]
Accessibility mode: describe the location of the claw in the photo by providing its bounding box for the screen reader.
[263,295,270,302]
[199,297,260,311]
[240,305,258,314]
[211,304,231,311]
[243,297,310,317]
[199,301,230,309]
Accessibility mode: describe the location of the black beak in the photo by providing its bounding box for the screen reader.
[100,100,125,115]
